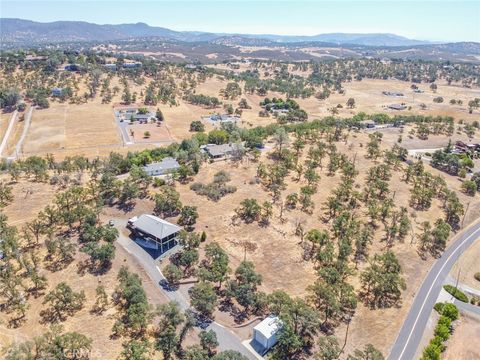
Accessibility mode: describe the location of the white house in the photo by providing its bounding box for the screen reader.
[252,315,282,354]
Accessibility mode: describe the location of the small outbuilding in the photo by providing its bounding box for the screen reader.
[143,157,180,176]
[252,315,282,355]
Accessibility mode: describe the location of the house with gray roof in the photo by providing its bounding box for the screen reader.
[201,143,244,160]
[143,157,180,176]
[388,104,407,110]
[127,214,180,253]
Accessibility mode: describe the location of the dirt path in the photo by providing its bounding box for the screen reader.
[0,110,18,157]
[13,106,34,157]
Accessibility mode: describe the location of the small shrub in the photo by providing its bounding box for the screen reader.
[437,315,452,328]
[213,170,231,184]
[153,178,166,187]
[190,172,236,201]
[474,272,480,282]
[433,302,445,314]
[443,285,469,302]
[434,323,450,341]
[442,303,459,321]
[190,120,205,132]
[421,341,442,360]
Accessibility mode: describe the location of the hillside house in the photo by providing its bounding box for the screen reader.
[143,157,180,176]
[127,214,180,253]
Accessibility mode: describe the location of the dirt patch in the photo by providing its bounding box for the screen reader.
[451,237,480,290]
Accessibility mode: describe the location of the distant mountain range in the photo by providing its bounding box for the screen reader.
[1,18,433,46]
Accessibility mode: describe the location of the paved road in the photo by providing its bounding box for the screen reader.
[453,298,480,316]
[115,223,257,360]
[389,223,480,360]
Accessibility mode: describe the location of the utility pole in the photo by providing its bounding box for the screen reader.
[461,201,470,228]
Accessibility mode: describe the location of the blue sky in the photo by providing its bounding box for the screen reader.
[2,1,479,42]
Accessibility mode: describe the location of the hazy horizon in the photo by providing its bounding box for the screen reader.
[2,1,480,43]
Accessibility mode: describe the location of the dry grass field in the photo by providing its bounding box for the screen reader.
[168,130,479,355]
[22,100,121,155]
[0,177,178,360]
[443,313,480,360]
[127,122,174,143]
[2,64,480,358]
[6,68,478,160]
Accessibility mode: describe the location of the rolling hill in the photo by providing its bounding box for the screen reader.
[0,18,430,46]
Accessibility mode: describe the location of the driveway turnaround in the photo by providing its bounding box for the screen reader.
[115,224,257,360]
[389,223,480,360]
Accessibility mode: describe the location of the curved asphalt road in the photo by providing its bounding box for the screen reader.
[389,222,480,360]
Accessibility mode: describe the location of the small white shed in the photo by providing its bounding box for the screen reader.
[253,315,282,353]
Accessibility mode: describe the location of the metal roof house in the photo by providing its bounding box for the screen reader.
[127,214,181,253]
[388,104,407,110]
[252,315,283,355]
[143,157,180,176]
[134,114,152,122]
[201,143,243,160]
